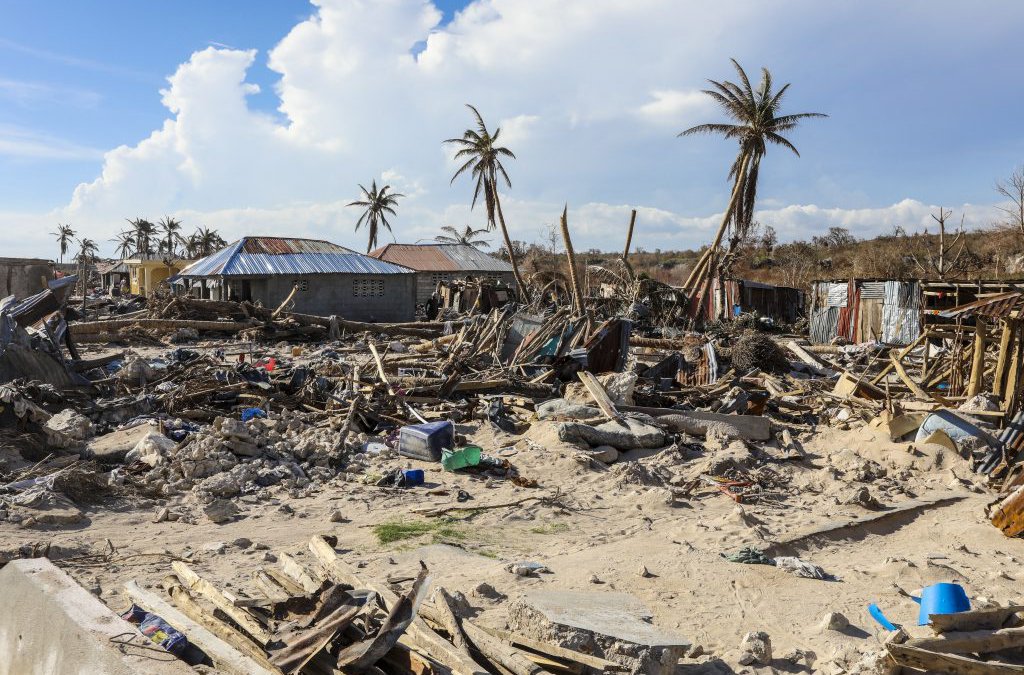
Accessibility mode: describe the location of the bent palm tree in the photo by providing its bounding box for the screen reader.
[347,180,403,253]
[679,59,825,290]
[53,224,75,263]
[435,225,491,248]
[127,218,157,257]
[111,231,135,259]
[444,104,530,300]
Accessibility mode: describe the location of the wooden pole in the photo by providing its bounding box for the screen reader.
[682,152,750,292]
[993,320,1016,399]
[621,209,637,279]
[967,315,988,397]
[559,205,585,316]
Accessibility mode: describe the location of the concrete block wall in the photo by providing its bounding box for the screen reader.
[0,258,52,299]
[250,273,416,322]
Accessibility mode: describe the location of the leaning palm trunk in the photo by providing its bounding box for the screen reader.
[492,188,531,302]
[683,151,751,292]
[559,206,586,314]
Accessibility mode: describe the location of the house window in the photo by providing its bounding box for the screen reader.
[429,273,452,287]
[353,278,385,297]
[292,279,309,291]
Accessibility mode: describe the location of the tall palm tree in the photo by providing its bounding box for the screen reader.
[52,224,75,263]
[194,226,226,257]
[75,237,99,263]
[434,225,491,248]
[347,180,403,253]
[679,59,825,290]
[111,231,135,259]
[158,216,183,258]
[127,218,156,257]
[444,105,530,300]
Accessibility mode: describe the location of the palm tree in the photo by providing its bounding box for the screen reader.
[445,104,529,300]
[127,218,156,257]
[434,225,492,248]
[158,216,183,258]
[347,180,403,253]
[75,237,99,263]
[679,59,825,290]
[52,224,75,263]
[111,231,135,259]
[194,226,226,257]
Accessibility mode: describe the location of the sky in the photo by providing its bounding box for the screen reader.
[2,0,1023,260]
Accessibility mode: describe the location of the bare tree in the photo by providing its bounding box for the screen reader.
[912,208,978,279]
[996,167,1024,237]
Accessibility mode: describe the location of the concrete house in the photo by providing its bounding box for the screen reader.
[0,258,54,299]
[370,243,516,303]
[178,236,416,322]
[125,256,194,295]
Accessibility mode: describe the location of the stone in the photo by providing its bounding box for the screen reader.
[153,507,170,524]
[536,399,602,421]
[588,445,619,464]
[262,552,277,563]
[201,541,227,555]
[471,582,506,600]
[125,433,177,468]
[588,574,602,584]
[637,565,652,578]
[232,537,252,549]
[737,631,772,666]
[820,611,849,632]
[45,409,93,442]
[558,417,667,451]
[203,499,239,524]
[329,509,348,523]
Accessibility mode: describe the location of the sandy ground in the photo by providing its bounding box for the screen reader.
[3,400,1023,674]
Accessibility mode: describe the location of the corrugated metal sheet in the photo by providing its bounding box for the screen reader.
[180,237,412,277]
[938,291,1024,319]
[881,281,920,345]
[809,306,840,344]
[371,243,514,273]
[826,283,848,307]
[860,281,885,299]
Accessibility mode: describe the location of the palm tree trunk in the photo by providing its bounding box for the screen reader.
[559,206,585,315]
[492,187,531,302]
[683,151,751,292]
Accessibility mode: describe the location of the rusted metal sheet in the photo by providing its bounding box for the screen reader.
[372,243,513,273]
[989,483,1024,537]
[938,291,1024,320]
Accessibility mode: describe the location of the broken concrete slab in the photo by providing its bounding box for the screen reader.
[507,590,689,675]
[655,411,771,441]
[0,558,191,675]
[85,422,160,462]
[558,417,667,450]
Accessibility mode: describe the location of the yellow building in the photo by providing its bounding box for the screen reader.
[125,257,193,295]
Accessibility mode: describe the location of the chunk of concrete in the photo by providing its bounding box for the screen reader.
[658,411,771,441]
[0,558,191,674]
[537,399,602,421]
[558,418,667,450]
[85,423,160,462]
[507,590,689,675]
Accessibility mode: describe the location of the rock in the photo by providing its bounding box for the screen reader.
[558,417,667,450]
[847,650,898,675]
[153,507,170,523]
[262,552,277,563]
[46,409,93,442]
[564,372,637,406]
[843,486,883,509]
[388,341,408,353]
[202,541,227,555]
[588,574,602,584]
[637,564,652,578]
[203,499,239,524]
[471,582,506,600]
[232,537,252,549]
[588,445,619,464]
[329,509,348,523]
[536,399,602,421]
[737,631,772,666]
[820,612,849,631]
[782,649,816,668]
[125,433,178,468]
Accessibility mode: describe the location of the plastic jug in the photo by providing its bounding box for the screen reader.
[442,445,482,471]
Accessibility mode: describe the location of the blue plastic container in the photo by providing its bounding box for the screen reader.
[402,469,425,486]
[398,420,454,462]
[917,583,970,625]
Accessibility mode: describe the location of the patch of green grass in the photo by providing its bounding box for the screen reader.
[529,522,570,535]
[373,518,468,546]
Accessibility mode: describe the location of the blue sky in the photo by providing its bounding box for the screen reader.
[2,1,1023,258]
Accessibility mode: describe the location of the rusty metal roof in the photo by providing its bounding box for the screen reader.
[180,237,411,277]
[370,243,513,273]
[938,291,1024,319]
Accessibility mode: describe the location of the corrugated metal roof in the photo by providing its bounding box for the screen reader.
[180,237,412,277]
[371,243,514,273]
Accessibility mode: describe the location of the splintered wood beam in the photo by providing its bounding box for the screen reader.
[171,561,272,644]
[967,316,988,397]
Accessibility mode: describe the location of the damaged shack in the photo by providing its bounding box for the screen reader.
[370,243,516,304]
[178,236,416,322]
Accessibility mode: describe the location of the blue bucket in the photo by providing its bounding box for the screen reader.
[916,583,970,625]
[402,469,425,487]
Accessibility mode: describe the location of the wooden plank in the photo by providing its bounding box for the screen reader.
[968,316,988,397]
[993,321,1015,398]
[887,642,1024,674]
[307,536,490,675]
[576,371,620,421]
[890,353,954,405]
[786,341,835,375]
[171,561,272,644]
[930,605,1024,634]
[479,626,627,672]
[263,567,307,597]
[278,552,325,594]
[124,580,279,675]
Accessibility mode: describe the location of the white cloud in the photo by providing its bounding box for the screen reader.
[2,0,1018,259]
